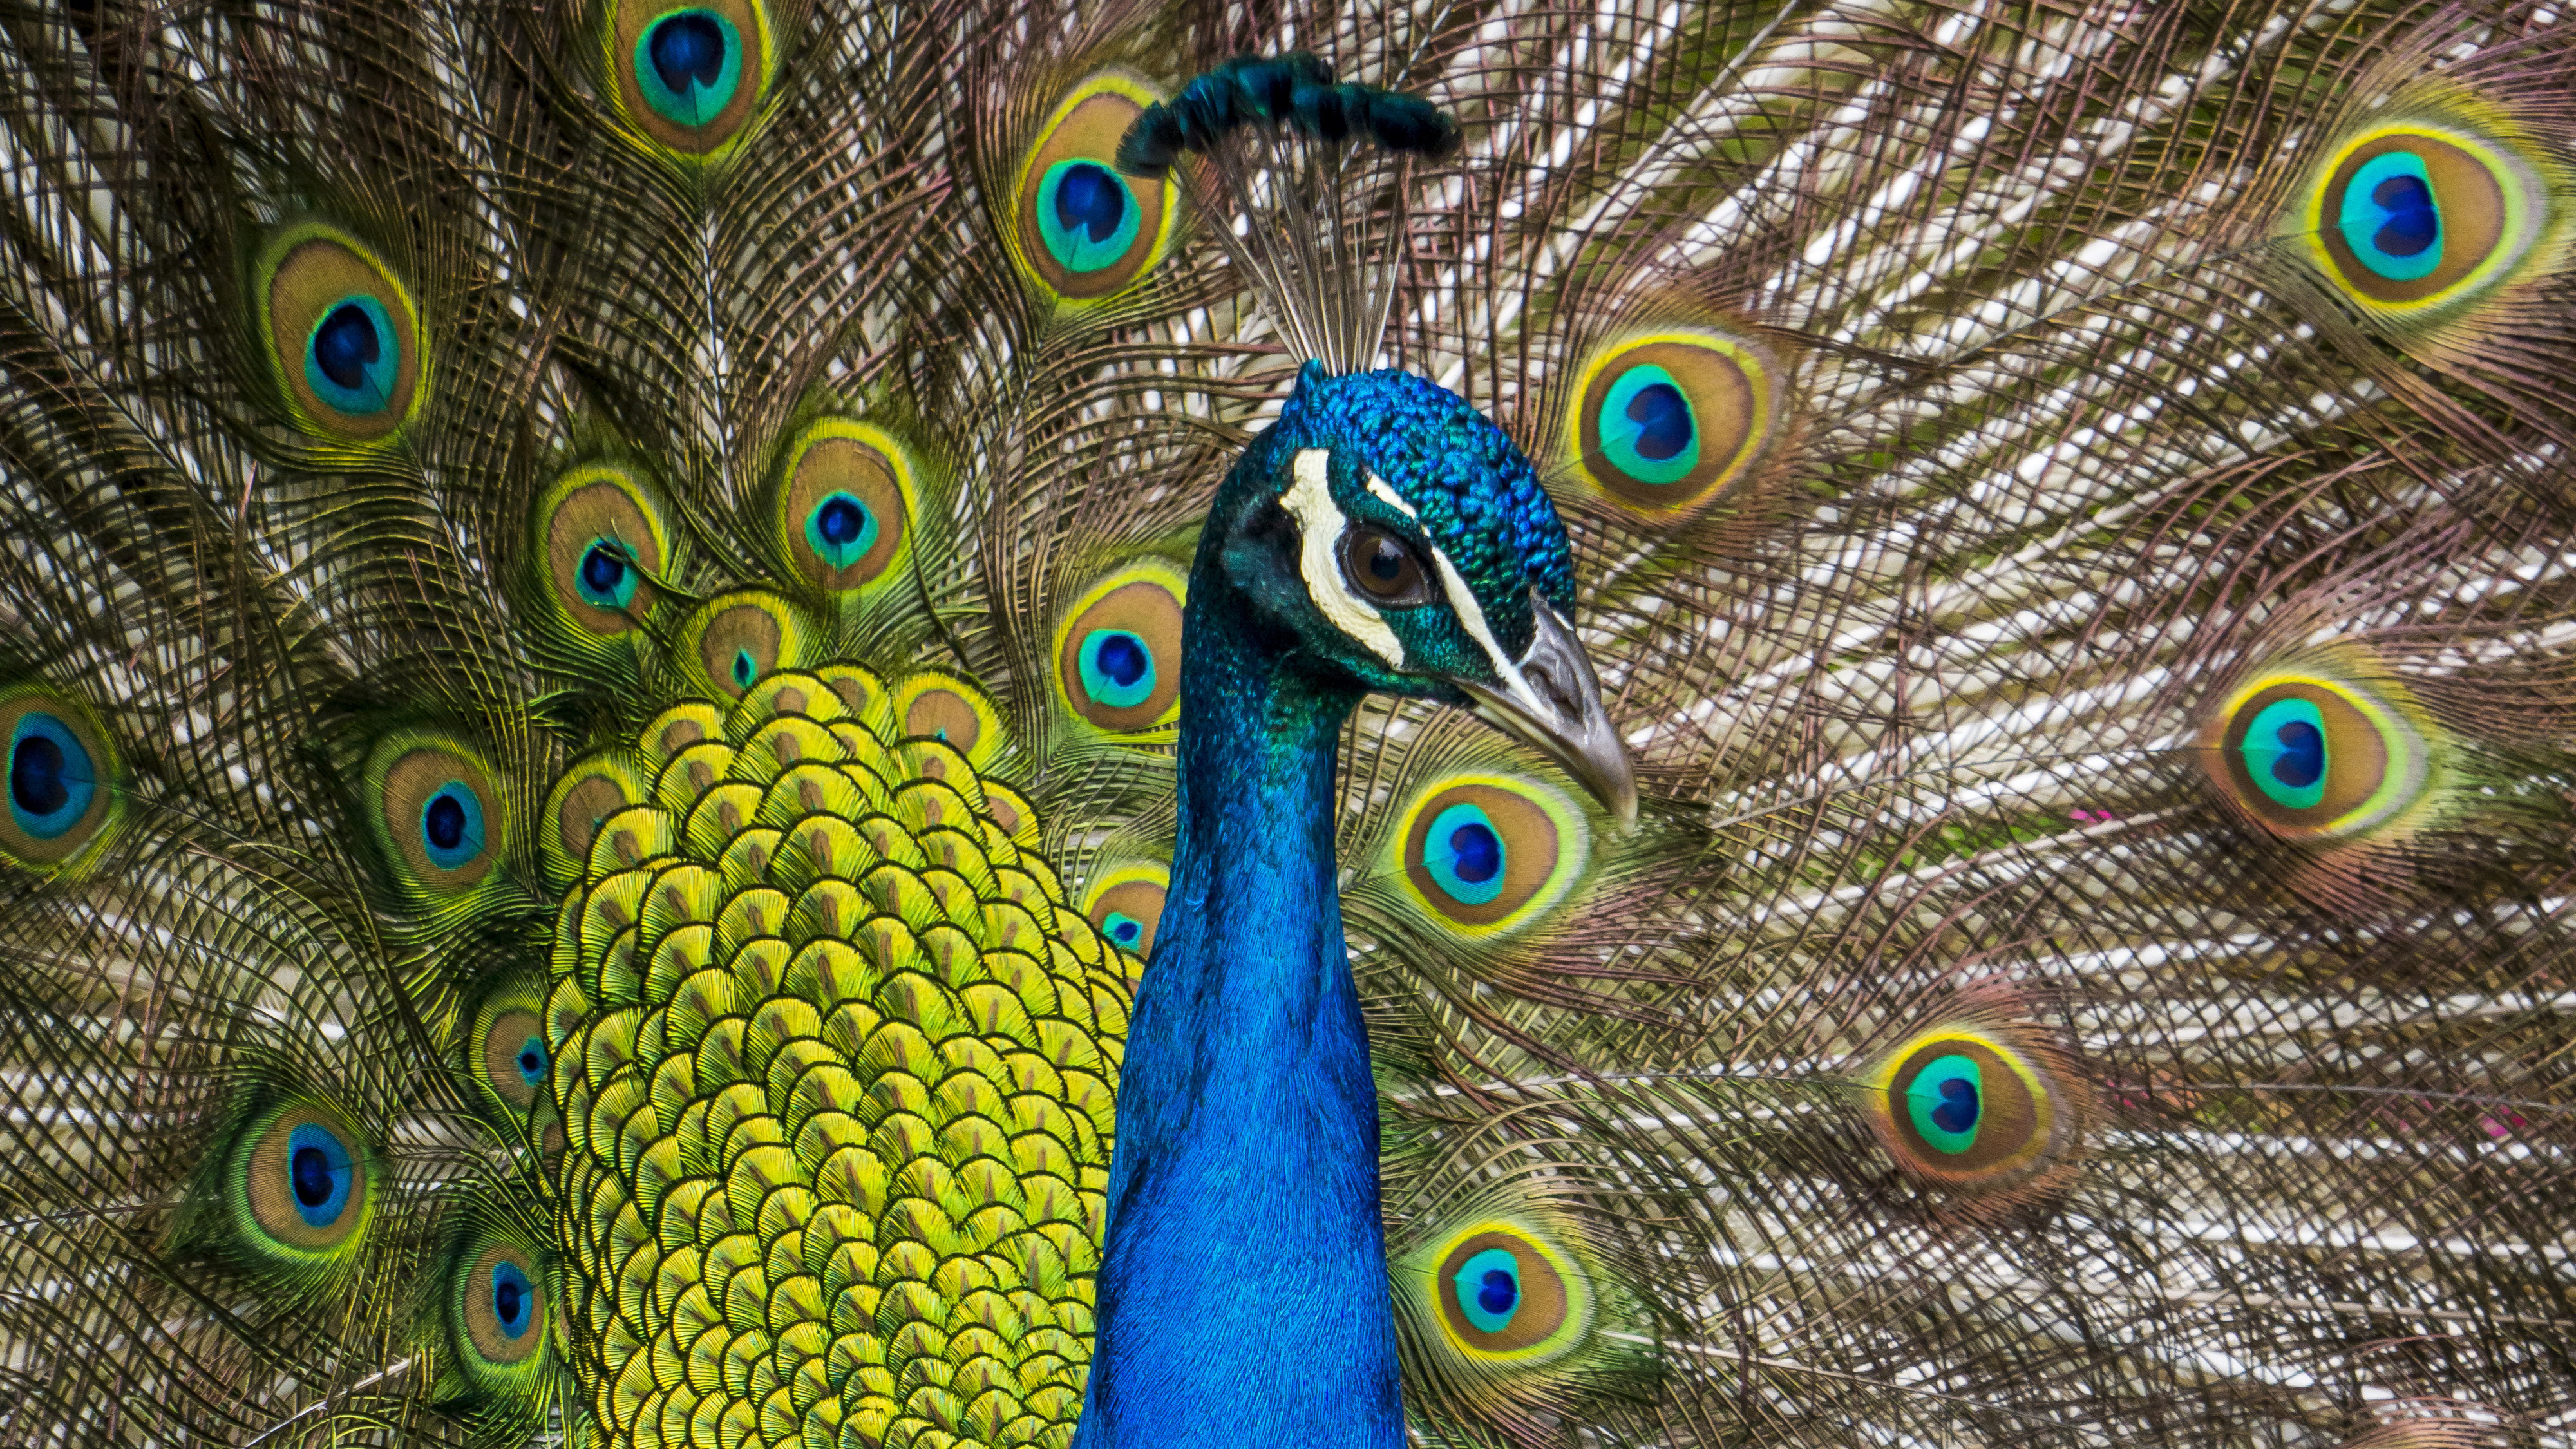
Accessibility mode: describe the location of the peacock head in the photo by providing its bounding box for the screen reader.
[1210,361,1637,822]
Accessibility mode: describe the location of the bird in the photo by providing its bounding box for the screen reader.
[0,0,2570,1446]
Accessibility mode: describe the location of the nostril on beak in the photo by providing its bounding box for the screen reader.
[1531,659,1577,719]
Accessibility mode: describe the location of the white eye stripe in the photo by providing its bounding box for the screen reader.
[1284,450,1405,669]
[1364,473,1418,520]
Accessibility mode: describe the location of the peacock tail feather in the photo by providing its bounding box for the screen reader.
[0,0,2568,1445]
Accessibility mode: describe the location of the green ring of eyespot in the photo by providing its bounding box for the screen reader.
[1421,801,1507,907]
[1034,158,1142,275]
[1902,1052,1983,1155]
[301,294,401,417]
[1597,363,1701,486]
[803,491,881,571]
[2240,696,2329,811]
[632,8,744,127]
[1075,628,1157,710]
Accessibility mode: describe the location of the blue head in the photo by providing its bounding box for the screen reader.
[1197,363,1634,817]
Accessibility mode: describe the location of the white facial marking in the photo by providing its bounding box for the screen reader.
[1425,544,1526,689]
[1365,472,1418,520]
[1284,450,1405,668]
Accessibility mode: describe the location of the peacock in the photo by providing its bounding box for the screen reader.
[0,0,2571,1444]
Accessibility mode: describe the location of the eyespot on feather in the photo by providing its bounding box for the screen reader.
[1860,1026,2078,1193]
[0,688,118,871]
[452,1235,550,1377]
[891,670,1005,770]
[2295,108,2563,325]
[1052,560,1186,732]
[1393,775,1588,935]
[540,754,650,887]
[775,420,916,594]
[608,0,772,155]
[1014,71,1179,305]
[366,731,509,901]
[2202,663,2441,845]
[472,990,553,1113]
[678,592,815,702]
[1566,327,1780,516]
[236,1101,374,1259]
[534,465,670,637]
[1081,861,1170,960]
[1413,1218,1595,1368]
[254,223,426,442]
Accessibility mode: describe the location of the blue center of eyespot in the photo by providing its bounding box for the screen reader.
[1077,629,1157,712]
[418,781,486,871]
[1625,382,1693,462]
[1423,802,1506,906]
[2241,697,2329,811]
[2338,151,2443,282]
[1104,911,1143,947]
[577,539,638,609]
[733,649,758,689]
[8,712,93,841]
[303,294,399,417]
[1036,159,1142,275]
[285,1122,355,1227]
[490,1258,535,1339]
[1598,364,1701,485]
[804,492,880,571]
[515,1036,548,1089]
[1453,1247,1524,1334]
[636,10,743,128]
[1904,1053,1984,1155]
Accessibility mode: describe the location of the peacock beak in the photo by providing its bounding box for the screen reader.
[1453,596,1638,828]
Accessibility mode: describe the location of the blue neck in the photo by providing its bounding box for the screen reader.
[1073,541,1400,1448]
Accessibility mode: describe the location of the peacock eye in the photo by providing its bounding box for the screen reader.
[2309,125,2529,312]
[1428,1224,1587,1362]
[1393,777,1587,935]
[1083,862,1171,961]
[1341,527,1431,605]
[259,228,424,440]
[1055,563,1187,732]
[1012,71,1177,305]
[537,466,669,638]
[1862,1028,2069,1191]
[1567,328,1780,517]
[369,735,507,899]
[241,1104,370,1253]
[611,0,768,153]
[480,1006,550,1110]
[2208,668,2435,843]
[453,1236,550,1379]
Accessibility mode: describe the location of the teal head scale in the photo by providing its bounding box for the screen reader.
[1073,56,1633,1449]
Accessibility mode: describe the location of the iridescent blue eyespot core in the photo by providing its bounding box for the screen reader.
[489,1258,535,1339]
[303,295,399,417]
[576,538,639,609]
[2337,151,2442,281]
[732,649,759,690]
[1597,363,1701,486]
[1036,160,1141,275]
[515,1036,549,1090]
[1104,912,1144,949]
[8,712,93,841]
[419,781,488,872]
[1077,629,1157,710]
[1423,802,1506,907]
[1452,1247,1524,1333]
[2240,697,2329,810]
[636,10,742,126]
[286,1121,356,1228]
[804,493,880,571]
[1904,1053,1984,1155]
